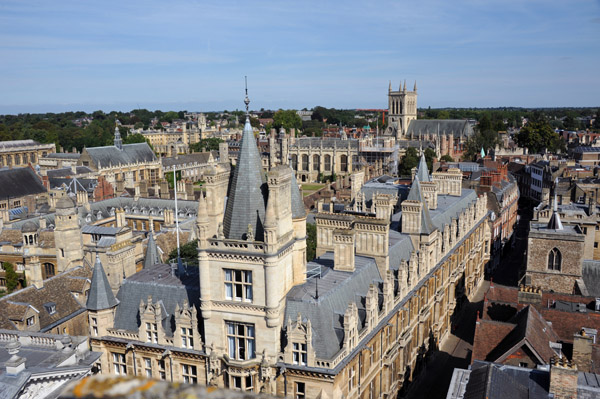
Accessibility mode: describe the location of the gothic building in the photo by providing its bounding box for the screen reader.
[87,92,490,398]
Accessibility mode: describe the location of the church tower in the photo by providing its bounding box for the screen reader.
[54,196,84,273]
[387,80,418,139]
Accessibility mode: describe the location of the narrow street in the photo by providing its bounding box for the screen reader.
[401,200,534,399]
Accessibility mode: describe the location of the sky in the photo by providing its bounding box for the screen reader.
[0,0,599,114]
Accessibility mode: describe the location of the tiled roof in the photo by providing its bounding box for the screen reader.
[0,265,92,331]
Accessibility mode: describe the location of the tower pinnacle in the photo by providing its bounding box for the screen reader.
[244,76,250,114]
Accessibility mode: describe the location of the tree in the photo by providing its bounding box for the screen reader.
[168,239,198,266]
[398,147,419,176]
[424,148,436,172]
[440,154,454,162]
[306,223,317,262]
[272,110,302,133]
[515,119,565,154]
[3,262,19,293]
[189,138,223,153]
[123,133,147,144]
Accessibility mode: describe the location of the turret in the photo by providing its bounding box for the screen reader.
[87,255,119,337]
[54,196,84,272]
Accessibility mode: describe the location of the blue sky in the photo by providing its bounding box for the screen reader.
[0,0,599,113]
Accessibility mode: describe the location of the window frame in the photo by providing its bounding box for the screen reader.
[224,269,253,302]
[226,321,256,361]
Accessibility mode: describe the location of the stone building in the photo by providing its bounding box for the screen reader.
[0,139,56,169]
[0,167,47,214]
[78,125,162,189]
[0,329,100,399]
[86,93,490,398]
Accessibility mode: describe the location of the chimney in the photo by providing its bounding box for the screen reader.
[26,256,43,289]
[134,186,140,201]
[333,230,355,272]
[573,329,594,372]
[549,357,578,399]
[39,218,46,230]
[115,208,126,228]
[139,181,148,198]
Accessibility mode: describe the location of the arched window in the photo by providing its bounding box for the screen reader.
[548,248,562,271]
[324,155,331,172]
[340,155,348,172]
[312,155,320,171]
[44,263,55,278]
[301,154,309,171]
[291,154,298,171]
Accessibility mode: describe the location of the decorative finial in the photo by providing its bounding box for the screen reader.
[414,81,417,91]
[244,76,250,114]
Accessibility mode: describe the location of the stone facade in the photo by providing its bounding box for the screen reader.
[0,139,56,169]
[525,225,585,293]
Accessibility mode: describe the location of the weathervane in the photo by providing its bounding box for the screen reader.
[244,76,250,113]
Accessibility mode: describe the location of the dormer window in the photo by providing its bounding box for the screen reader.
[44,303,56,315]
[26,316,35,326]
[292,343,307,365]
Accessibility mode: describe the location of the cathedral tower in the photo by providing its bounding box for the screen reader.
[387,80,417,139]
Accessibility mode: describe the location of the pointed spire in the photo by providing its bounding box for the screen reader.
[547,178,563,230]
[407,177,435,234]
[144,232,161,269]
[389,80,392,92]
[403,80,407,92]
[223,82,267,240]
[87,254,119,310]
[414,81,417,92]
[196,192,208,223]
[416,151,431,182]
[114,121,123,150]
[481,147,486,158]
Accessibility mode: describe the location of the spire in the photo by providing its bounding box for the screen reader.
[389,80,392,92]
[403,80,407,92]
[196,192,208,223]
[223,82,267,241]
[87,254,119,310]
[481,147,486,158]
[114,121,123,150]
[143,232,161,269]
[416,151,431,182]
[414,81,417,92]
[547,178,563,230]
[407,177,435,234]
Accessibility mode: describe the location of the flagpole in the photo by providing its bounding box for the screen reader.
[173,167,181,266]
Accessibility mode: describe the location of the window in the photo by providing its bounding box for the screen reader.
[181,327,194,348]
[224,269,252,302]
[91,317,98,336]
[231,375,254,392]
[226,322,255,360]
[144,358,152,378]
[146,322,158,343]
[595,242,599,249]
[548,248,562,271]
[295,382,306,399]
[519,362,528,368]
[158,359,166,380]
[26,316,35,326]
[44,303,56,315]
[112,352,127,375]
[181,364,197,384]
[292,343,307,365]
[44,263,55,277]
[348,365,356,391]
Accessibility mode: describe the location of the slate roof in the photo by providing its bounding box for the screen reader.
[223,116,267,241]
[144,232,161,269]
[46,166,93,178]
[161,152,213,167]
[406,119,474,138]
[457,360,550,399]
[583,260,600,297]
[44,152,81,159]
[0,265,92,331]
[416,152,431,182]
[112,263,199,336]
[406,177,435,234]
[0,167,46,199]
[84,142,157,168]
[284,253,382,360]
[86,255,119,311]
